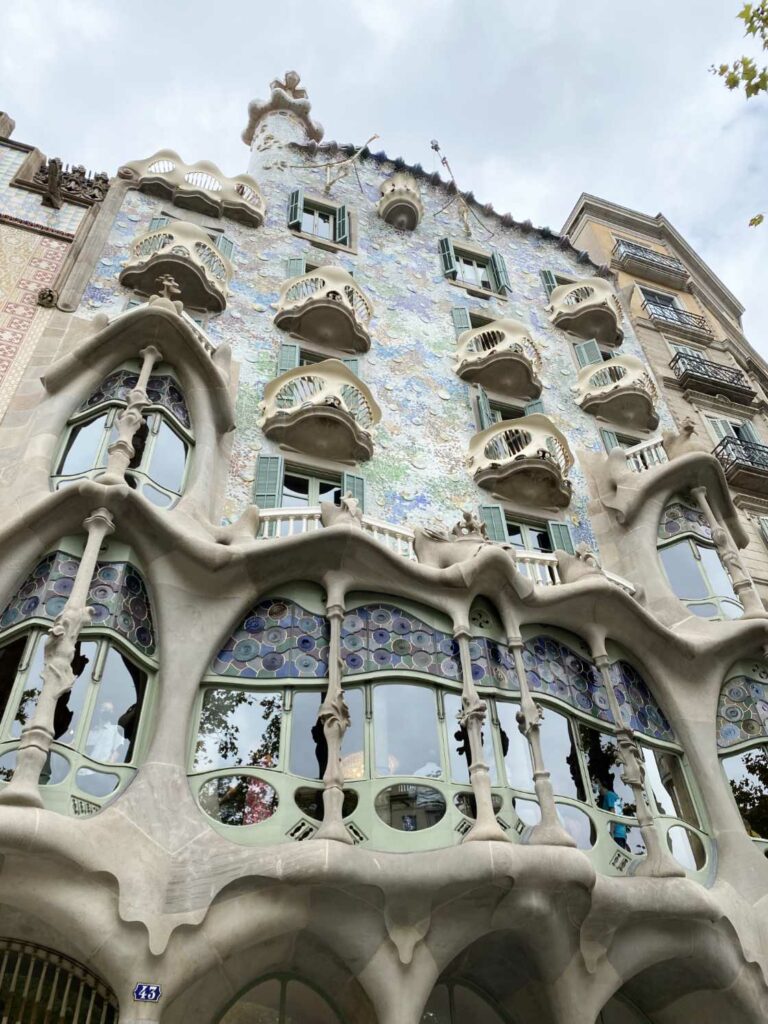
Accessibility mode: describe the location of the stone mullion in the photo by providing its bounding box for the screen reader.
[314,588,352,844]
[593,653,683,877]
[508,639,575,847]
[0,508,115,808]
[455,628,510,843]
[690,485,764,617]
[99,345,163,486]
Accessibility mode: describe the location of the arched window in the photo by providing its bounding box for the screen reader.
[53,364,192,508]
[219,976,343,1023]
[717,662,768,851]
[656,495,742,620]
[0,544,156,816]
[422,981,509,1023]
[189,595,705,872]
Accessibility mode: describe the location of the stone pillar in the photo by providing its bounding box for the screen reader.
[691,485,765,617]
[314,582,352,843]
[592,647,683,877]
[508,638,575,847]
[0,508,114,807]
[454,627,510,843]
[98,345,162,486]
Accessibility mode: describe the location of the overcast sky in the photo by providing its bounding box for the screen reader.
[3,1,767,353]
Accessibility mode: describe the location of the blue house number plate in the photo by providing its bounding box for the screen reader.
[133,983,162,1002]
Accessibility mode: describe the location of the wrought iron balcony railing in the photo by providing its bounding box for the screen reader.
[713,436,768,476]
[642,300,711,335]
[612,239,688,286]
[669,352,756,401]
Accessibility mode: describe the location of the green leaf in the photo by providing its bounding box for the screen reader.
[749,213,765,227]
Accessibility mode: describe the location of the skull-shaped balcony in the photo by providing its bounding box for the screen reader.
[119,221,232,311]
[274,266,373,353]
[468,414,573,508]
[575,354,659,430]
[259,359,381,462]
[119,149,266,226]
[377,171,424,230]
[454,318,542,401]
[549,278,624,346]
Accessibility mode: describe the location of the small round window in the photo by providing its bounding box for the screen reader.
[199,775,278,826]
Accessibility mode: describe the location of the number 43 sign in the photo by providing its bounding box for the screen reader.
[133,983,162,1003]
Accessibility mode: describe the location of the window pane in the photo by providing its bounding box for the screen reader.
[505,523,525,549]
[373,684,441,778]
[444,692,496,784]
[317,210,333,240]
[421,983,450,1023]
[284,980,340,1024]
[85,646,146,763]
[301,209,315,234]
[496,701,533,790]
[641,746,698,825]
[539,710,585,800]
[128,419,149,471]
[193,688,283,771]
[659,541,709,600]
[453,985,504,1023]
[722,748,768,839]
[577,723,635,811]
[59,415,109,476]
[317,479,341,505]
[149,420,187,494]
[530,527,552,553]
[697,544,737,601]
[10,633,45,738]
[290,688,364,781]
[220,979,281,1023]
[282,473,310,507]
[54,640,98,747]
[0,637,27,727]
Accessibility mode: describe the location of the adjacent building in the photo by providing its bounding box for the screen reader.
[0,75,766,1024]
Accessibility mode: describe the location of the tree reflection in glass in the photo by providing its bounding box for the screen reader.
[578,724,635,814]
[373,684,441,778]
[194,687,283,771]
[722,746,768,838]
[496,701,533,791]
[539,710,585,800]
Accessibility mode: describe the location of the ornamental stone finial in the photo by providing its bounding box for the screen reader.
[242,70,324,147]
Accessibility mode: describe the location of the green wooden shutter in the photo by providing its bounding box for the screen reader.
[476,387,495,430]
[540,270,557,298]
[489,250,511,296]
[451,307,472,337]
[277,342,300,376]
[342,472,366,510]
[574,340,603,368]
[215,234,235,259]
[149,216,169,231]
[334,204,350,246]
[341,357,359,375]
[438,237,457,279]
[287,188,304,230]
[547,521,575,555]
[740,420,760,443]
[600,429,620,452]
[253,455,284,509]
[759,517,768,546]
[286,255,306,279]
[524,399,545,415]
[708,417,732,440]
[479,504,507,543]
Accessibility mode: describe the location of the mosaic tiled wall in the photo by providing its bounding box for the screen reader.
[74,127,677,549]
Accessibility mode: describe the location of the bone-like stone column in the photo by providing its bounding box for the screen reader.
[591,643,683,877]
[314,582,352,843]
[454,626,511,843]
[98,345,163,485]
[508,638,575,847]
[690,485,765,617]
[0,508,115,807]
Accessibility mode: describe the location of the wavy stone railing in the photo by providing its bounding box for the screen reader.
[377,171,424,230]
[468,413,574,508]
[258,359,381,461]
[274,266,373,353]
[455,318,542,399]
[118,149,266,226]
[119,221,232,312]
[575,354,658,430]
[549,277,624,346]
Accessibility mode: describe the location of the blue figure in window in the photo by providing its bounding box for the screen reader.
[598,778,628,850]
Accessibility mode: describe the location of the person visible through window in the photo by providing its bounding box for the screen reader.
[598,778,628,849]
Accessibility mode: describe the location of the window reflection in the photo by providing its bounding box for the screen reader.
[722,747,768,839]
[290,688,363,781]
[443,692,496,784]
[496,701,532,790]
[373,685,441,778]
[85,647,146,763]
[540,710,585,800]
[641,746,698,826]
[53,640,97,747]
[0,637,27,725]
[194,688,283,771]
[374,783,446,831]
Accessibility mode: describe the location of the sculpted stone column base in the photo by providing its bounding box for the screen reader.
[0,726,50,808]
[632,830,685,878]
[463,763,512,844]
[314,785,353,843]
[528,773,576,847]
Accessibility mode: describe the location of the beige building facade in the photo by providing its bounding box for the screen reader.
[0,78,767,1023]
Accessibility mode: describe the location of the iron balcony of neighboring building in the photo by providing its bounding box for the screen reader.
[669,351,757,404]
[611,238,689,289]
[713,436,768,495]
[258,359,381,462]
[641,299,712,342]
[575,354,659,430]
[454,318,542,400]
[468,413,573,508]
[274,266,373,353]
[549,278,624,346]
[119,221,232,312]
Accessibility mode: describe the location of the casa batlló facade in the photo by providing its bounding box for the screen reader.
[0,75,767,1023]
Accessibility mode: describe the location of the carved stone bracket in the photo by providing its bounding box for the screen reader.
[32,156,109,208]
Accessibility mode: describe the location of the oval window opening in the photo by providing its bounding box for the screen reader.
[374,784,446,831]
[667,824,706,870]
[76,767,120,797]
[453,791,502,819]
[294,786,359,821]
[199,775,278,826]
[556,803,595,849]
[39,751,70,786]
